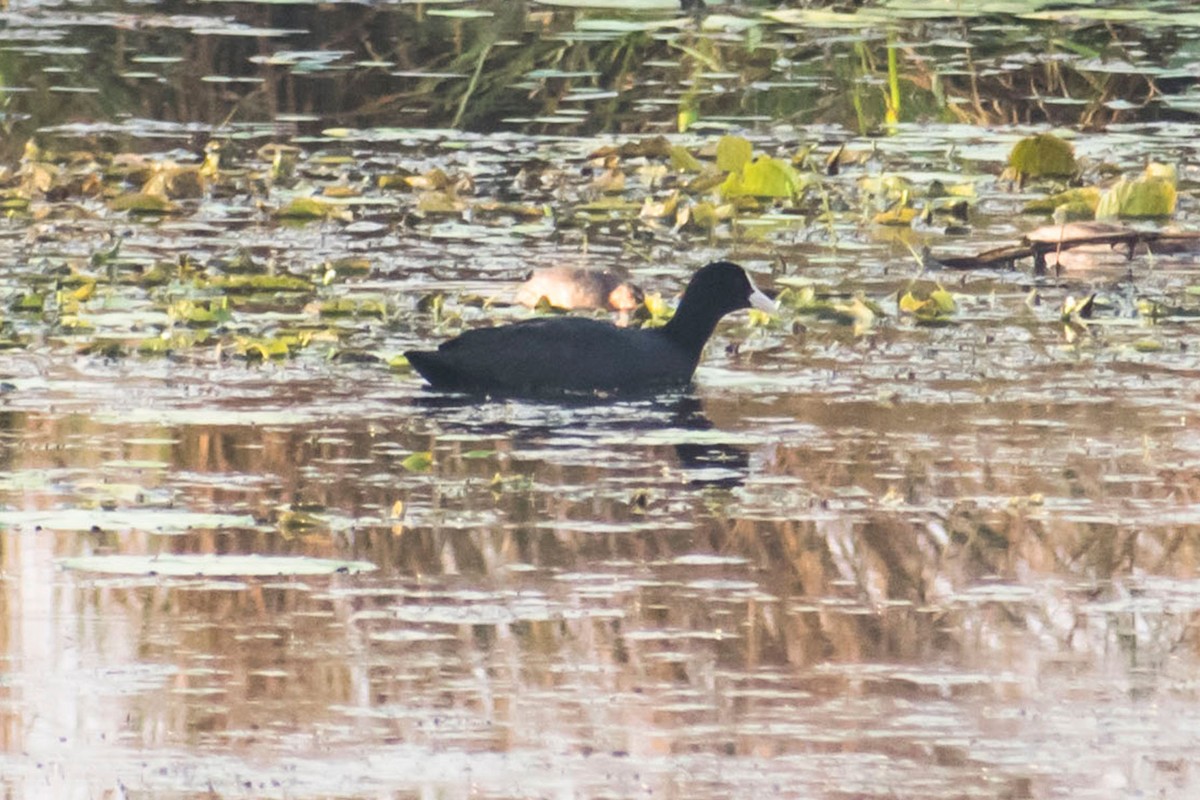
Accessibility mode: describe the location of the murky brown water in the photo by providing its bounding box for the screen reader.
[2,2,1200,798]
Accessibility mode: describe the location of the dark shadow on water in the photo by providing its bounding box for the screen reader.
[410,388,750,488]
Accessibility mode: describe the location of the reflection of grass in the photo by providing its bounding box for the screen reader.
[0,6,1190,139]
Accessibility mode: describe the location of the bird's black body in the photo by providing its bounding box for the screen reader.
[405,261,773,397]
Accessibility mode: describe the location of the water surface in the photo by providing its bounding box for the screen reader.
[2,1,1200,798]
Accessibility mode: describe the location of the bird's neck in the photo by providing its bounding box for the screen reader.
[661,304,719,359]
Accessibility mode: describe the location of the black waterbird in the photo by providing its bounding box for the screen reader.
[405,260,775,397]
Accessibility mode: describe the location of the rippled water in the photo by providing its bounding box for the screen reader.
[1,2,1200,798]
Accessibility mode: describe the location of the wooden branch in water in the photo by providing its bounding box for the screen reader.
[935,226,1200,271]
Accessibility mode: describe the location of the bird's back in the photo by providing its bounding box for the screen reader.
[405,316,694,396]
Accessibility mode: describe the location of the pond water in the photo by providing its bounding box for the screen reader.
[2,1,1200,798]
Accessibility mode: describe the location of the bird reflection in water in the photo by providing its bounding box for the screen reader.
[410,392,750,489]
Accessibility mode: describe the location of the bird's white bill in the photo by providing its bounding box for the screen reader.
[748,283,778,314]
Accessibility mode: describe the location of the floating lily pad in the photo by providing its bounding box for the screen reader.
[274,196,352,221]
[721,156,805,199]
[109,192,179,214]
[1007,132,1077,180]
[1096,168,1177,219]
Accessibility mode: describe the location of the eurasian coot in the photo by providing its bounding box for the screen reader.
[405,260,775,396]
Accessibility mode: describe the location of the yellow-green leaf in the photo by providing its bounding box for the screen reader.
[873,205,918,226]
[401,451,434,472]
[1022,186,1101,215]
[775,285,817,310]
[275,197,349,221]
[1061,293,1096,321]
[1008,132,1077,179]
[1096,175,1176,220]
[109,192,178,214]
[170,298,231,327]
[720,156,802,199]
[929,287,956,314]
[1132,338,1163,353]
[677,105,698,133]
[1144,162,1177,182]
[235,336,293,361]
[12,293,44,313]
[898,291,925,314]
[637,291,674,327]
[716,135,753,173]
[899,285,956,323]
[669,145,702,173]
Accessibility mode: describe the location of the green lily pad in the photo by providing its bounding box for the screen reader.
[275,196,350,221]
[1096,172,1177,220]
[109,192,179,215]
[1007,133,1077,180]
